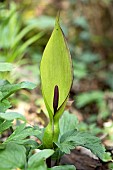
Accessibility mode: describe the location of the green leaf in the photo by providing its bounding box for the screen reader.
[102,152,112,162]
[9,32,44,62]
[0,112,26,121]
[76,91,110,119]
[0,62,14,72]
[59,111,78,137]
[40,17,72,115]
[26,15,55,30]
[49,165,76,170]
[5,123,42,144]
[76,91,104,108]
[0,120,12,133]
[0,99,11,112]
[11,24,41,48]
[57,129,109,161]
[28,160,47,170]
[73,60,88,79]
[28,149,54,169]
[79,52,100,63]
[0,80,37,100]
[20,139,39,148]
[0,142,26,169]
[74,16,89,30]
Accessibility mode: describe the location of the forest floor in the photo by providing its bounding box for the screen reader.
[11,93,112,170]
[61,149,109,170]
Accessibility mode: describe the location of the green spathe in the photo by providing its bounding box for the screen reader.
[40,17,72,115]
[40,17,72,148]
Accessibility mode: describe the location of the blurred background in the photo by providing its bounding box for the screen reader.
[0,0,113,168]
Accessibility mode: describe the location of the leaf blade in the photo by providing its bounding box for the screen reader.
[28,149,54,168]
[0,112,26,121]
[49,165,76,170]
[57,129,111,161]
[0,142,26,169]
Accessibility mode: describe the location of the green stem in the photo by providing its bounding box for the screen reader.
[43,120,54,149]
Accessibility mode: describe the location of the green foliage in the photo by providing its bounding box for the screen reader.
[40,17,111,168]
[109,162,113,170]
[0,80,37,112]
[4,123,41,144]
[76,91,110,119]
[0,62,14,80]
[26,15,55,30]
[0,142,26,169]
[0,2,43,63]
[74,16,89,30]
[76,91,104,107]
[105,72,113,90]
[57,129,106,160]
[0,80,36,100]
[0,11,112,169]
[49,165,76,170]
[28,149,54,169]
[57,111,111,162]
[73,60,88,79]
[77,122,103,135]
[0,120,12,134]
[59,111,78,137]
[0,63,14,72]
[0,99,11,113]
[0,112,26,121]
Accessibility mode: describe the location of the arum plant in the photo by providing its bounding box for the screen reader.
[40,16,111,168]
[0,17,111,170]
[40,16,72,149]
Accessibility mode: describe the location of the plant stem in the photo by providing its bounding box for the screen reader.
[46,156,51,168]
[54,158,60,166]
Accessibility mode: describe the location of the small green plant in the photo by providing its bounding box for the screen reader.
[40,16,73,150]
[76,90,110,120]
[40,16,111,167]
[0,2,43,63]
[0,17,111,170]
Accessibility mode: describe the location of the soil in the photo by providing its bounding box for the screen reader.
[60,149,109,170]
